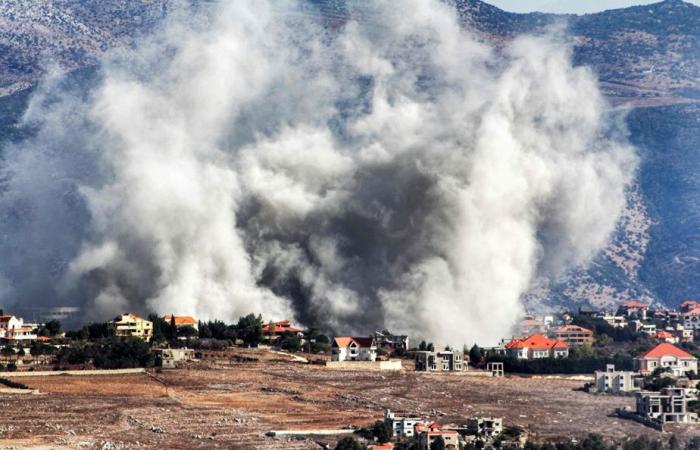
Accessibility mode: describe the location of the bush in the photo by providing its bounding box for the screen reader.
[335,437,366,450]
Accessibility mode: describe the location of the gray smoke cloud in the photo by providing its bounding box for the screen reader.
[0,0,637,345]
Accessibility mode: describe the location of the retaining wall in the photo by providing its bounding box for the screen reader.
[1,368,146,377]
[324,360,402,371]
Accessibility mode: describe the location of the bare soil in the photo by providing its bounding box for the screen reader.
[0,348,697,449]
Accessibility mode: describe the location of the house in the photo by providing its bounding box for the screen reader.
[681,300,700,313]
[654,330,679,344]
[3,326,37,342]
[0,315,23,338]
[163,315,199,332]
[331,336,377,361]
[591,364,640,394]
[504,333,569,359]
[636,387,699,424]
[466,417,503,438]
[635,343,698,376]
[155,347,195,368]
[518,318,545,335]
[374,330,409,351]
[551,325,594,346]
[110,313,154,341]
[415,350,464,372]
[384,409,424,438]
[262,320,303,339]
[683,308,700,331]
[620,300,648,319]
[630,320,657,336]
[599,313,628,328]
[415,423,461,450]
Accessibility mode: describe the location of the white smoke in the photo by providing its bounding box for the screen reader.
[0,0,637,345]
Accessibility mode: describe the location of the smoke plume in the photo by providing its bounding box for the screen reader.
[0,0,636,345]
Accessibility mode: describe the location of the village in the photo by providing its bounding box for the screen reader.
[3,300,700,449]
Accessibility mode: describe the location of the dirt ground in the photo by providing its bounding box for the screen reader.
[0,348,698,449]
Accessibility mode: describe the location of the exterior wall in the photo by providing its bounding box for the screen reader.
[684,314,700,331]
[593,365,638,393]
[414,351,463,372]
[467,417,503,437]
[325,360,402,371]
[637,356,698,376]
[636,388,699,424]
[112,314,154,341]
[416,432,459,450]
[553,329,594,346]
[385,410,423,438]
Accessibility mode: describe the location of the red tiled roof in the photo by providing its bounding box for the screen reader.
[262,320,302,334]
[505,333,568,351]
[654,331,675,339]
[681,300,699,310]
[640,343,696,360]
[370,444,394,450]
[164,315,197,326]
[622,300,648,309]
[0,316,14,323]
[684,308,700,316]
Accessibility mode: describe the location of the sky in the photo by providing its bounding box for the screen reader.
[488,0,700,14]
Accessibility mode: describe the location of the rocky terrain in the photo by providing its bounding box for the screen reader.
[0,0,699,312]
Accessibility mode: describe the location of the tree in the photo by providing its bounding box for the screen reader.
[426,342,435,352]
[45,320,61,336]
[236,314,264,347]
[1,345,14,356]
[279,332,301,352]
[198,321,212,339]
[372,420,392,444]
[419,341,427,351]
[430,436,445,450]
[177,325,198,338]
[469,344,483,365]
[335,437,366,450]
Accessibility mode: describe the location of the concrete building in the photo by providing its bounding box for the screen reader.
[331,336,377,361]
[592,364,640,394]
[0,315,24,338]
[415,350,464,372]
[155,347,195,368]
[505,333,569,359]
[620,300,648,320]
[415,423,460,450]
[551,325,594,346]
[599,314,628,328]
[466,417,503,438]
[636,387,699,424]
[110,313,154,341]
[683,308,700,331]
[384,409,424,438]
[654,330,679,344]
[374,330,409,351]
[635,343,698,376]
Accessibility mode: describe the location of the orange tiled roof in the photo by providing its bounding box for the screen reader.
[505,333,568,351]
[164,315,197,326]
[332,336,375,348]
[622,300,648,309]
[654,331,675,339]
[262,320,302,334]
[640,343,696,360]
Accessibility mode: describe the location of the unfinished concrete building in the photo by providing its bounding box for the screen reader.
[415,350,464,372]
[636,387,699,424]
[592,364,640,394]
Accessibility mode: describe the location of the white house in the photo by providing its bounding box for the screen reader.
[635,343,698,376]
[683,308,700,331]
[0,315,23,336]
[504,333,569,359]
[331,336,377,361]
[384,409,424,438]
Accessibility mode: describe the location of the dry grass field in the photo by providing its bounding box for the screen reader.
[1,348,698,449]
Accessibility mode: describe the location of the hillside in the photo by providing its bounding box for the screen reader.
[0,0,699,313]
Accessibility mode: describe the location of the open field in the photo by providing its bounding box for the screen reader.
[1,349,699,449]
